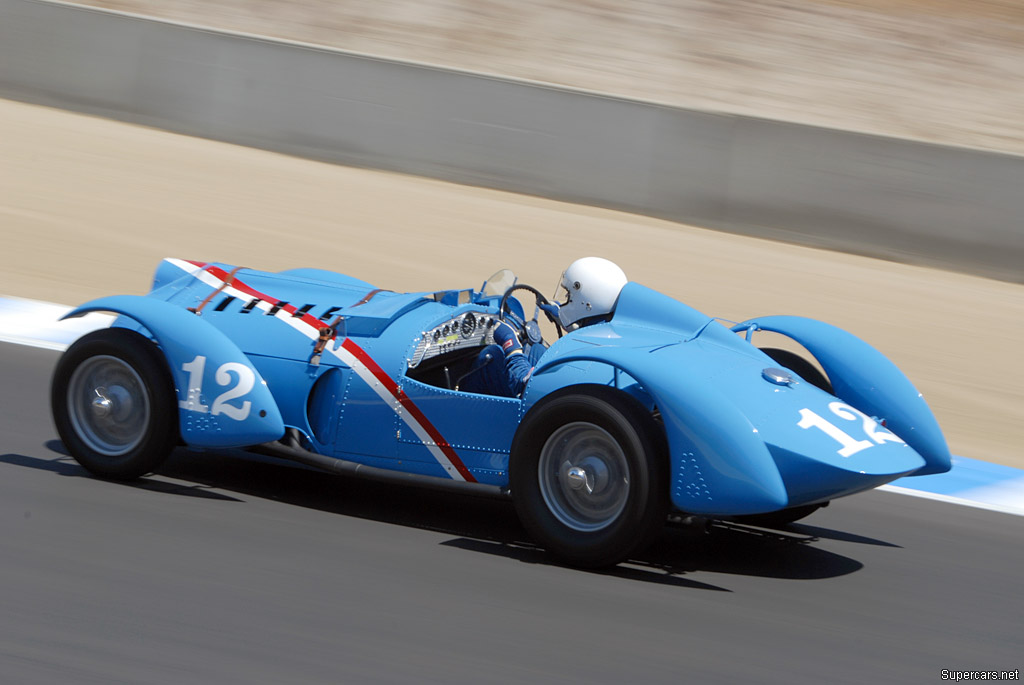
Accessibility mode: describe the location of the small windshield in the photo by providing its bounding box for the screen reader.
[481,269,517,297]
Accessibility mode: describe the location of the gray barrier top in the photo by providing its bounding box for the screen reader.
[1,0,1021,282]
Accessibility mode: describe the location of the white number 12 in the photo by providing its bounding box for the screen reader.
[179,355,255,421]
[798,401,905,458]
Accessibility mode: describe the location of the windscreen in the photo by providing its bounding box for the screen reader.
[481,269,517,297]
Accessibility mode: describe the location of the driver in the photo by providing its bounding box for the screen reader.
[460,257,628,397]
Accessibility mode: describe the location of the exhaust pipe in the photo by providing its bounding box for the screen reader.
[250,430,510,499]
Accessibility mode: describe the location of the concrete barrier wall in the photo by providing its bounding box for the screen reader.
[2,0,1021,282]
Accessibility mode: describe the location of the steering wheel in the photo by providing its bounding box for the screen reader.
[499,284,565,345]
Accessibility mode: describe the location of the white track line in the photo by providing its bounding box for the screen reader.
[878,484,1024,517]
[0,296,113,351]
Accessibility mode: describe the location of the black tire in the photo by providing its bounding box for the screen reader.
[760,347,832,393]
[51,328,177,480]
[752,347,831,526]
[510,385,668,568]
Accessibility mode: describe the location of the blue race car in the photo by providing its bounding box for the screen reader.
[51,258,951,567]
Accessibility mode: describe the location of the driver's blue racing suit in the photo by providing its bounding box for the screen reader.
[458,327,545,398]
[460,308,607,397]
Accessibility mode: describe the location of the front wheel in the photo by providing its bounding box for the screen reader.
[52,328,177,480]
[510,386,668,568]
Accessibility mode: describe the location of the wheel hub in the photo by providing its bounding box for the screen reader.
[563,456,611,495]
[67,355,151,457]
[565,465,588,491]
[538,422,630,532]
[91,390,113,418]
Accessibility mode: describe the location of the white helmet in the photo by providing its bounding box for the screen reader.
[556,257,628,328]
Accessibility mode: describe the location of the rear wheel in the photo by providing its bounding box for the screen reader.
[511,386,668,568]
[52,328,177,480]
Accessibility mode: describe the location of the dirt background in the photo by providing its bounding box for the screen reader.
[1,98,1021,468]
[72,0,1024,154]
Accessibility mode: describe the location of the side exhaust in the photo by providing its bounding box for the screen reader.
[250,430,510,499]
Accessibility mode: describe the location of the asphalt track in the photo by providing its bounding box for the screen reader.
[2,341,1020,684]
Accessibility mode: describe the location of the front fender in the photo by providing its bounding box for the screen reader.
[63,296,285,449]
[739,315,951,475]
[532,343,789,516]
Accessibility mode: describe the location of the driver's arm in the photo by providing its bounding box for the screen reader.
[493,321,535,396]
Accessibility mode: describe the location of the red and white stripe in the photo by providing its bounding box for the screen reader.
[167,258,476,482]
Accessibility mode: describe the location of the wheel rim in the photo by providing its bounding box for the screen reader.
[66,355,151,456]
[537,422,630,532]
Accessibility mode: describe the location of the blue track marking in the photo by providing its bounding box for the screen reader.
[880,456,1024,516]
[3,295,1021,516]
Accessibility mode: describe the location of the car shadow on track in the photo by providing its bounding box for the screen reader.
[441,517,866,587]
[2,446,244,502]
[23,440,875,589]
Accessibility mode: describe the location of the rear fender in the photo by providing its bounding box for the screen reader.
[63,295,285,449]
[738,315,951,475]
[531,347,788,516]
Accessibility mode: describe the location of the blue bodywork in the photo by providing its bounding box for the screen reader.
[62,258,951,516]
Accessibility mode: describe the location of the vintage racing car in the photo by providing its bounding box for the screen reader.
[51,258,952,567]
